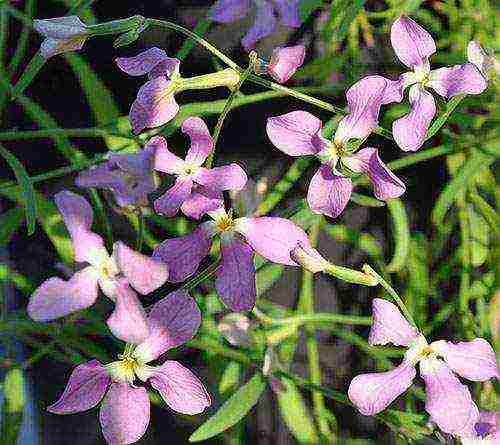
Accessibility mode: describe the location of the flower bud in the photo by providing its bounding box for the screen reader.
[113,29,141,48]
[290,243,329,273]
[180,68,241,91]
[267,45,306,84]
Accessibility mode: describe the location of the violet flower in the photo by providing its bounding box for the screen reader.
[210,0,301,51]
[27,191,169,344]
[348,298,499,439]
[265,45,306,84]
[387,16,487,151]
[47,290,210,445]
[153,206,314,311]
[153,117,247,218]
[267,76,405,219]
[462,411,499,444]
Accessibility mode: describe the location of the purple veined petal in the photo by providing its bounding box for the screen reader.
[368,298,419,346]
[47,360,110,414]
[39,36,86,59]
[307,165,353,219]
[106,280,149,345]
[475,411,500,439]
[109,144,156,176]
[235,216,311,266]
[152,136,185,175]
[152,223,214,282]
[241,0,277,51]
[153,177,193,217]
[216,236,256,311]
[182,117,214,166]
[133,290,201,363]
[420,357,479,437]
[210,0,252,23]
[99,383,150,445]
[143,361,210,415]
[115,47,168,76]
[431,338,499,382]
[181,186,224,220]
[147,57,181,80]
[193,164,248,191]
[266,111,327,156]
[390,15,436,69]
[28,266,99,322]
[268,45,306,84]
[113,241,169,295]
[274,0,301,27]
[427,63,488,99]
[393,83,436,152]
[75,162,125,192]
[34,16,86,39]
[348,361,417,416]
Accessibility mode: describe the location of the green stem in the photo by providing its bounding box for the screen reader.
[253,309,371,326]
[10,51,46,99]
[180,260,221,292]
[7,0,36,75]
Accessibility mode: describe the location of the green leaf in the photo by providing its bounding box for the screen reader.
[386,199,410,273]
[300,0,325,21]
[218,361,241,396]
[0,207,24,246]
[256,263,284,297]
[424,95,464,142]
[350,192,385,208]
[189,373,266,442]
[1,368,26,443]
[468,204,489,267]
[323,0,365,43]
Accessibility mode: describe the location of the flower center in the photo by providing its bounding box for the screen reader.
[216,215,234,232]
[182,163,199,177]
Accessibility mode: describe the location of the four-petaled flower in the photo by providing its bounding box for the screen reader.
[47,289,210,445]
[348,298,499,438]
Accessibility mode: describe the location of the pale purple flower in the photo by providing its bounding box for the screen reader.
[76,146,157,208]
[27,191,169,344]
[267,76,405,219]
[387,16,487,151]
[266,45,306,83]
[461,411,499,444]
[348,299,499,438]
[210,0,301,51]
[153,206,314,311]
[47,290,210,445]
[153,117,247,218]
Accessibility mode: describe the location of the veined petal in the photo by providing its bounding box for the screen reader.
[39,36,86,59]
[181,186,224,220]
[152,136,185,175]
[427,63,488,99]
[115,47,168,76]
[210,0,252,23]
[47,360,110,414]
[193,164,247,191]
[153,177,193,217]
[34,16,86,39]
[268,45,305,84]
[183,117,214,166]
[241,0,277,50]
[274,0,301,27]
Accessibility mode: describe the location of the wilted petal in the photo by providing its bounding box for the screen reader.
[266,111,326,156]
[268,45,305,83]
[181,186,224,220]
[115,47,168,76]
[348,361,417,415]
[153,136,185,175]
[241,1,277,50]
[133,290,201,363]
[99,383,150,445]
[28,266,99,322]
[47,360,110,414]
[467,41,495,79]
[183,117,214,166]
[193,164,247,191]
[274,0,301,27]
[427,63,488,99]
[307,165,353,218]
[216,236,256,311]
[393,84,436,152]
[210,0,252,23]
[39,36,86,59]
[154,177,193,217]
[390,15,436,68]
[34,16,86,39]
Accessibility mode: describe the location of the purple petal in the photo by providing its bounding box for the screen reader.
[153,177,193,217]
[420,358,479,437]
[181,186,224,220]
[115,47,168,76]
[152,223,214,282]
[307,165,353,219]
[241,1,277,51]
[274,0,301,27]
[75,163,126,194]
[153,136,185,174]
[427,63,488,99]
[133,290,201,363]
[145,361,210,414]
[266,111,326,156]
[109,144,156,176]
[390,15,436,68]
[210,0,251,23]
[183,117,214,166]
[368,298,419,346]
[432,338,499,382]
[147,58,181,80]
[216,236,256,311]
[113,241,169,295]
[33,16,86,39]
[28,267,99,322]
[99,383,150,445]
[476,411,500,439]
[47,360,110,414]
[193,164,247,191]
[39,37,86,59]
[393,84,436,152]
[268,45,305,84]
[348,361,416,415]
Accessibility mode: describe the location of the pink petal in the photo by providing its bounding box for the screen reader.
[133,290,201,363]
[368,298,419,346]
[99,383,150,445]
[266,111,327,156]
[427,63,488,99]
[241,1,277,50]
[274,0,301,27]
[28,266,99,322]
[210,0,252,23]
[193,164,247,191]
[393,84,436,152]
[182,117,214,166]
[268,45,305,83]
[181,186,224,220]
[115,47,168,76]
[348,361,417,415]
[153,177,193,217]
[47,360,110,414]
[216,236,256,311]
[307,165,353,218]
[147,58,181,80]
[113,241,169,295]
[152,135,185,174]
[390,15,436,69]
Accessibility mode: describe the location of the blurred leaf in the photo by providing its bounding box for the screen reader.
[1,368,26,443]
[382,409,428,441]
[0,207,24,246]
[386,199,410,273]
[219,361,241,396]
[490,291,500,347]
[323,0,365,43]
[256,263,284,297]
[0,264,33,293]
[104,117,140,153]
[468,205,489,267]
[350,192,385,208]
[323,224,383,261]
[300,0,325,21]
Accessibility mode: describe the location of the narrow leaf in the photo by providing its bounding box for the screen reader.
[0,207,24,246]
[386,199,410,272]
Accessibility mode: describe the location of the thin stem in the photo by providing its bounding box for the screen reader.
[180,260,221,292]
[253,309,372,327]
[135,209,144,252]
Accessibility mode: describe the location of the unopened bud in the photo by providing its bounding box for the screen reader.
[325,263,378,286]
[218,313,253,347]
[290,243,329,273]
[180,68,241,91]
[113,29,141,48]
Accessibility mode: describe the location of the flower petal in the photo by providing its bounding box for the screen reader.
[216,236,256,311]
[348,361,417,415]
[210,0,252,23]
[153,177,193,217]
[307,165,353,218]
[193,164,247,191]
[153,136,185,175]
[183,117,214,166]
[393,83,436,152]
[115,47,168,76]
[39,37,86,59]
[33,16,86,39]
[390,15,436,69]
[181,186,224,220]
[427,63,488,99]
[47,360,110,414]
[274,0,301,27]
[241,1,277,51]
[133,290,201,363]
[99,383,150,445]
[268,45,305,84]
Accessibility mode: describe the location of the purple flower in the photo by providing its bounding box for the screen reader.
[76,146,157,208]
[348,299,499,439]
[210,0,301,51]
[153,207,314,311]
[267,76,405,219]
[153,117,247,218]
[27,191,169,344]
[462,411,499,444]
[387,16,487,151]
[47,290,210,445]
[266,45,306,84]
